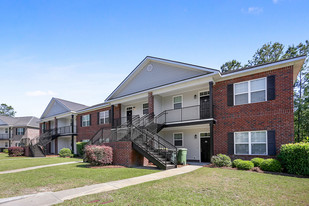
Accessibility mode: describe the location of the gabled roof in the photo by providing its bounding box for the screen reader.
[106,56,219,101]
[40,97,88,119]
[0,116,39,128]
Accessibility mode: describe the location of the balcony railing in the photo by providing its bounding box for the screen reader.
[57,126,76,135]
[0,134,9,140]
[156,105,211,125]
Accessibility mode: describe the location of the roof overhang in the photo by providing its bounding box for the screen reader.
[76,103,110,114]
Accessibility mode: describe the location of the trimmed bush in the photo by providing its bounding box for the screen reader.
[8,147,24,156]
[211,154,231,167]
[236,160,254,170]
[251,158,264,167]
[260,159,282,172]
[76,142,88,156]
[232,159,243,168]
[59,148,72,158]
[3,149,8,154]
[278,142,309,175]
[84,145,113,166]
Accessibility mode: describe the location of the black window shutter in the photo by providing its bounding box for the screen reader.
[227,84,234,106]
[267,75,276,101]
[16,128,17,134]
[109,110,112,123]
[228,132,234,155]
[267,130,276,156]
[80,116,83,127]
[97,112,100,125]
[22,128,25,135]
[89,114,91,126]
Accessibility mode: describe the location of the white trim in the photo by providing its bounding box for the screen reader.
[99,110,110,125]
[198,90,209,106]
[173,95,183,109]
[173,132,184,147]
[234,130,268,155]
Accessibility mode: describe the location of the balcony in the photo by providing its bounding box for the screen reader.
[0,134,9,140]
[156,105,212,125]
[43,126,76,136]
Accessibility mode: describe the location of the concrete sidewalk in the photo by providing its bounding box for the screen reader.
[0,165,201,206]
[0,161,82,175]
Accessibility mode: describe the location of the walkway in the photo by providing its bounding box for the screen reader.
[0,161,82,175]
[0,165,201,206]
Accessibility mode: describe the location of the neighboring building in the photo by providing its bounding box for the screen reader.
[0,115,39,151]
[39,98,88,154]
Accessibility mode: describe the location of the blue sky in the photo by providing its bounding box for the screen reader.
[1,0,308,117]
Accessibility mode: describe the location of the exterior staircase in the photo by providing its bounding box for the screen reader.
[29,129,58,157]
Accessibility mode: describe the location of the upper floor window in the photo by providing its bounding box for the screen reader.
[5,142,8,147]
[82,115,90,127]
[5,128,8,133]
[173,133,183,147]
[143,103,149,115]
[99,111,109,124]
[173,96,182,109]
[234,78,266,105]
[16,128,25,135]
[234,131,267,155]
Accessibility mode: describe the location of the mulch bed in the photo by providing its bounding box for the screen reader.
[203,164,308,178]
[89,165,127,169]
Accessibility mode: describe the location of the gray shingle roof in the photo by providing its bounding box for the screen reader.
[55,98,88,111]
[0,116,39,128]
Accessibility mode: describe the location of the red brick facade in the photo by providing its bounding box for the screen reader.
[148,92,154,114]
[104,141,148,167]
[213,65,294,158]
[77,107,111,142]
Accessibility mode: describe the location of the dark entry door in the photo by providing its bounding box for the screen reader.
[200,95,210,119]
[200,138,211,162]
[127,110,132,124]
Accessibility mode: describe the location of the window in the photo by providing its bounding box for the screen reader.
[173,133,183,147]
[82,115,90,127]
[5,142,8,147]
[5,128,8,134]
[99,111,109,124]
[234,78,266,105]
[173,96,182,109]
[16,128,25,135]
[234,131,267,155]
[143,103,149,115]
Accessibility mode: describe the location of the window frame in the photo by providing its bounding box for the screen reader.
[142,103,149,115]
[99,111,110,125]
[173,132,184,147]
[234,131,268,155]
[173,95,183,110]
[82,114,90,127]
[16,128,25,135]
[5,128,8,134]
[234,77,267,105]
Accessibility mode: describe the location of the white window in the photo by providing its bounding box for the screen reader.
[5,142,8,147]
[234,131,267,155]
[82,115,90,127]
[5,128,8,134]
[173,133,183,147]
[234,78,266,105]
[143,103,149,115]
[17,128,25,135]
[173,96,182,109]
[99,111,109,124]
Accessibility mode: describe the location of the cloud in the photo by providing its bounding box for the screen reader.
[242,7,263,15]
[273,0,279,4]
[25,90,57,97]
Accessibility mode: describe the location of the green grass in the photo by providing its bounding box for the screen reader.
[59,167,309,206]
[0,163,158,198]
[0,153,82,171]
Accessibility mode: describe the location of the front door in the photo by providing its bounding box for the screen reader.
[200,94,210,119]
[200,137,211,162]
[126,108,133,124]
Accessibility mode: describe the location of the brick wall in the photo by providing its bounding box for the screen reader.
[148,92,154,114]
[77,107,111,142]
[213,65,294,157]
[104,141,148,167]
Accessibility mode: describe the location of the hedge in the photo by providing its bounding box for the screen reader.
[251,158,264,167]
[260,159,282,172]
[59,148,73,158]
[76,142,88,156]
[232,159,243,168]
[3,149,8,154]
[8,147,24,156]
[236,160,254,170]
[278,142,309,175]
[211,154,231,167]
[84,145,113,166]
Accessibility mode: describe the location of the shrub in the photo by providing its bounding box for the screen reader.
[260,159,282,172]
[236,160,254,170]
[278,142,309,175]
[251,158,264,167]
[76,142,88,156]
[211,154,231,167]
[8,147,24,156]
[232,159,243,168]
[3,149,8,154]
[84,145,113,166]
[59,148,72,158]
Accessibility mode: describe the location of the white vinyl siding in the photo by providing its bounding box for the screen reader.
[234,131,267,155]
[234,77,266,105]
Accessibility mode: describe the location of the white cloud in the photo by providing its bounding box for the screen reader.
[242,7,263,15]
[25,90,57,97]
[273,0,279,4]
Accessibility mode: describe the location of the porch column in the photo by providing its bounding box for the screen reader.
[210,121,214,157]
[113,104,121,127]
[55,138,58,154]
[148,92,154,115]
[209,81,214,118]
[8,127,11,147]
[71,115,75,154]
[54,117,57,134]
[111,105,115,128]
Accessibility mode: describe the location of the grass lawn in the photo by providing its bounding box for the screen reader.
[0,153,82,171]
[59,167,309,206]
[0,163,158,198]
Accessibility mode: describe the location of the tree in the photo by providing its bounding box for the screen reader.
[0,104,16,117]
[220,60,242,73]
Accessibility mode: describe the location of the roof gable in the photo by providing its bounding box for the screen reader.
[106,56,217,100]
[41,98,71,119]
